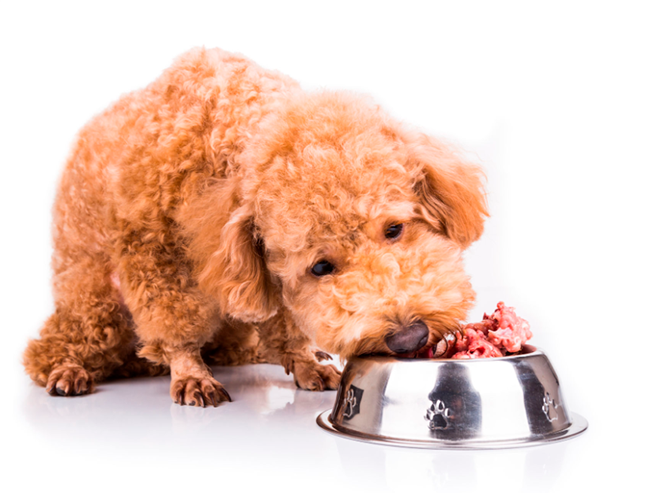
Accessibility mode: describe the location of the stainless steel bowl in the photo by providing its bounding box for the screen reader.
[317,345,587,449]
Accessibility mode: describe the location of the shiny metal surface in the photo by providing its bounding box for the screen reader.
[317,345,588,449]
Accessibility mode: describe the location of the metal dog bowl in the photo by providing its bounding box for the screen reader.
[317,345,587,449]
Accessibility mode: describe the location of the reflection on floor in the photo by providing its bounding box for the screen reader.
[21,362,572,493]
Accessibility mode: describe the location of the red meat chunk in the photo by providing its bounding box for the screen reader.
[418,302,533,359]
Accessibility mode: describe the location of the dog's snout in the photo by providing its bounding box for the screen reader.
[385,320,429,354]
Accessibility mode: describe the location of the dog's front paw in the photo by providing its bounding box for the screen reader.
[46,364,93,396]
[292,360,341,391]
[170,376,232,407]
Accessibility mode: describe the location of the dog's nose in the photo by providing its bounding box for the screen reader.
[385,320,429,354]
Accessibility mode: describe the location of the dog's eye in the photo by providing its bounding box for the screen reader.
[311,260,335,277]
[385,223,403,240]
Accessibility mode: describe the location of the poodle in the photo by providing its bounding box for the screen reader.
[23,47,488,406]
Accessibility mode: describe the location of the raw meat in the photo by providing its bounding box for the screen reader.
[418,302,533,359]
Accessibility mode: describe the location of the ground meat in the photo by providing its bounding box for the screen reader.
[451,325,505,359]
[417,302,533,359]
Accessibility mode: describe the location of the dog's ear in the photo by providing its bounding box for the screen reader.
[184,182,280,323]
[404,131,488,249]
[198,203,279,322]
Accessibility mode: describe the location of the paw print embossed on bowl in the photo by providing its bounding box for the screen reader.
[317,345,588,449]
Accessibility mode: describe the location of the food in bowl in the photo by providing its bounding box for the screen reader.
[416,302,533,359]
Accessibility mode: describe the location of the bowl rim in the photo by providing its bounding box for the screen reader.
[353,344,542,364]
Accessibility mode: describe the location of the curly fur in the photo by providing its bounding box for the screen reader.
[23,47,487,405]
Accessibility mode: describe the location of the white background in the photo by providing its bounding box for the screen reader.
[1,1,648,492]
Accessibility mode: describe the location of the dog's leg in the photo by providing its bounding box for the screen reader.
[256,309,341,391]
[23,256,139,396]
[115,228,230,406]
[202,319,261,367]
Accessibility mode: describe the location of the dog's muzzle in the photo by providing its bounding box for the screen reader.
[385,320,429,354]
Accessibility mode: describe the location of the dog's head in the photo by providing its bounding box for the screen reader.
[197,92,487,360]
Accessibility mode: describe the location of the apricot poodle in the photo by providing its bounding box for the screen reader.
[23,47,488,406]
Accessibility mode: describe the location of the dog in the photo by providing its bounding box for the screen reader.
[23,47,488,406]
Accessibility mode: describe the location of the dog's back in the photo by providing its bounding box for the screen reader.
[23,48,303,396]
